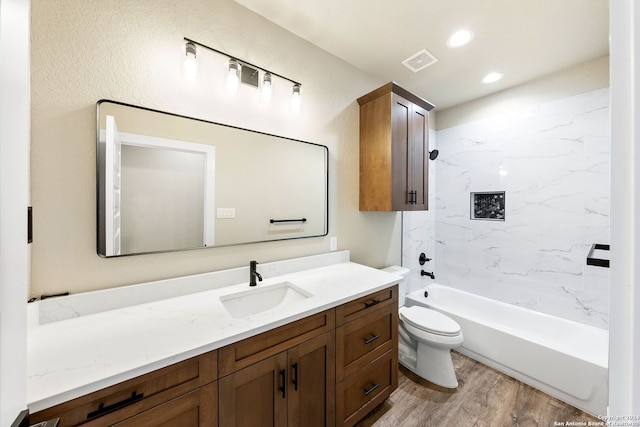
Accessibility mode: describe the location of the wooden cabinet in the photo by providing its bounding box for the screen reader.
[110,383,217,427]
[31,351,218,427]
[31,285,398,427]
[287,333,336,427]
[219,332,335,427]
[218,310,334,376]
[336,350,397,427]
[335,285,399,427]
[219,352,288,426]
[358,82,435,211]
[219,310,335,427]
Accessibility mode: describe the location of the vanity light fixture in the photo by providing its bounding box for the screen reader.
[183,41,198,80]
[447,30,474,48]
[226,59,241,92]
[183,37,302,106]
[262,72,273,103]
[482,72,504,84]
[291,83,301,112]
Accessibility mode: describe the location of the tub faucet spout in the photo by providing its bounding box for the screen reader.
[250,260,263,286]
[421,270,435,279]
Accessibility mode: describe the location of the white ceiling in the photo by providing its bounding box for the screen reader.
[233,0,609,110]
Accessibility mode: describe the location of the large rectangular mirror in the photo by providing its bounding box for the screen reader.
[97,100,328,257]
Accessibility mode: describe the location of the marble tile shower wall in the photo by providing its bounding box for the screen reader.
[403,88,610,329]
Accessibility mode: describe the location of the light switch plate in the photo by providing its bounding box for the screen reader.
[330,236,337,251]
[217,208,236,219]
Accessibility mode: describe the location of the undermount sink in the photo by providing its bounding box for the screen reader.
[220,282,312,318]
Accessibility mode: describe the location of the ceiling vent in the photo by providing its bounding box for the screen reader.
[401,49,439,73]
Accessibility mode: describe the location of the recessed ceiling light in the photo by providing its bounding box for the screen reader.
[447,30,474,48]
[482,72,504,84]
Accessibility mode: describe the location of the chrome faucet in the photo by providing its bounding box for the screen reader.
[249,260,263,286]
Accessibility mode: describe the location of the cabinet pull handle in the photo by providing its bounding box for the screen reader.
[364,334,380,345]
[292,362,299,391]
[363,383,380,396]
[279,369,286,399]
[364,299,380,308]
[86,391,144,420]
[407,190,417,204]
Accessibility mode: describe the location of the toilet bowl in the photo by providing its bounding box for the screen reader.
[383,266,464,388]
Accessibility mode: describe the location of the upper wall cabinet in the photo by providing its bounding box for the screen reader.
[358,82,434,211]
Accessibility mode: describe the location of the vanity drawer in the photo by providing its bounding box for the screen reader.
[336,349,398,427]
[30,351,217,427]
[219,309,335,376]
[336,303,398,381]
[336,285,398,326]
[108,382,217,427]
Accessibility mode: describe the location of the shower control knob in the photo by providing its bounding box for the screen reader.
[419,253,432,265]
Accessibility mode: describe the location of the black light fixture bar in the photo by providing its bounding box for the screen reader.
[183,37,302,87]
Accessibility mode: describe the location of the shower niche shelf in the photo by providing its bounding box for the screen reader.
[470,191,505,221]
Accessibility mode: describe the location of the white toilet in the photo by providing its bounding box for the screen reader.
[383,266,464,388]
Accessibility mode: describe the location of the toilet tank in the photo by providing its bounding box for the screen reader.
[382,266,410,307]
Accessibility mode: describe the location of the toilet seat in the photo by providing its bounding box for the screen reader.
[400,306,461,337]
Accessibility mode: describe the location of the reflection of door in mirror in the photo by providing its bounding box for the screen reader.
[100,117,216,256]
[105,115,122,255]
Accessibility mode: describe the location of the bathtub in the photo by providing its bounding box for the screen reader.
[405,284,608,416]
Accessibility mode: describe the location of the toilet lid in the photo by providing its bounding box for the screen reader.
[401,306,461,336]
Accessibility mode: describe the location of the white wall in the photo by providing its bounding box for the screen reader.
[434,87,610,328]
[403,60,611,329]
[608,0,640,415]
[0,0,30,424]
[436,57,610,131]
[30,0,401,296]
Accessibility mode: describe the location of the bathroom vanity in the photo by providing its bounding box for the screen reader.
[28,252,400,426]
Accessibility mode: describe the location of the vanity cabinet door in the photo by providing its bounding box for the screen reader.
[219,352,288,427]
[219,332,335,427]
[391,93,429,211]
[287,332,335,427]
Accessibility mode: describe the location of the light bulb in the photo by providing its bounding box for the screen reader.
[183,42,197,80]
[262,72,272,103]
[482,72,504,84]
[447,30,474,48]
[291,83,301,112]
[226,60,241,92]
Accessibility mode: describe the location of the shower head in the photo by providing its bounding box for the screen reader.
[429,149,439,160]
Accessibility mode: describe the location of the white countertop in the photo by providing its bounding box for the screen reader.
[27,260,401,412]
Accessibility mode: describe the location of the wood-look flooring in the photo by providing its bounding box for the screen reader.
[356,351,600,427]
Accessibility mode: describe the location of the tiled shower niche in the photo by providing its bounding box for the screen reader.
[471,191,505,220]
